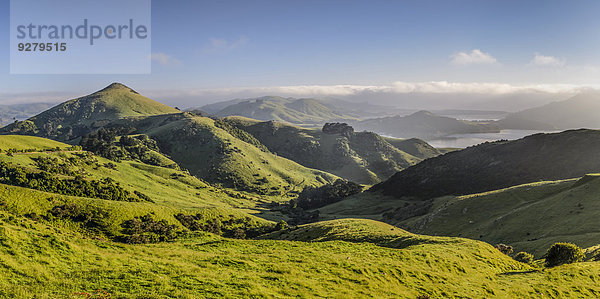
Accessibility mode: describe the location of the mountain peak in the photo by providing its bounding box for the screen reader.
[409,110,435,117]
[99,82,138,94]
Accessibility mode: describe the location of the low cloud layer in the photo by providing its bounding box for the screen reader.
[145,81,595,111]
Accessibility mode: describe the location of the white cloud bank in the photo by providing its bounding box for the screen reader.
[146,81,595,111]
[451,49,498,65]
[150,81,586,98]
[530,53,565,67]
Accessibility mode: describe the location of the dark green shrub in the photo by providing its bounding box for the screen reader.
[174,213,279,239]
[495,243,513,255]
[275,220,289,231]
[514,251,534,264]
[291,179,362,210]
[134,190,154,202]
[50,203,110,233]
[119,214,180,244]
[545,242,584,267]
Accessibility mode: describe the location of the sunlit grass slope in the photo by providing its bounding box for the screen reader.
[398,175,600,256]
[127,113,338,198]
[3,216,600,298]
[0,135,71,151]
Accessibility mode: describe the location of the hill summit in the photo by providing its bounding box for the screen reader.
[1,83,179,142]
[351,110,500,139]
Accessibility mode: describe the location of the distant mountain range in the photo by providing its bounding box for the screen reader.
[199,92,600,141]
[498,92,600,130]
[0,102,55,126]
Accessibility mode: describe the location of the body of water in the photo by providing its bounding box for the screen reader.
[427,129,558,148]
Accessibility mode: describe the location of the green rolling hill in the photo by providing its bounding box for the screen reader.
[125,113,339,197]
[0,135,72,151]
[1,83,180,142]
[208,96,358,125]
[371,129,600,199]
[398,175,600,256]
[222,117,436,184]
[4,85,600,297]
[1,85,339,199]
[319,173,600,257]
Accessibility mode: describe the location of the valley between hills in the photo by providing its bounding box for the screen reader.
[2,83,600,297]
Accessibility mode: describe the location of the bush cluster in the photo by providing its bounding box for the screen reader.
[513,251,534,264]
[50,203,110,233]
[175,213,286,239]
[545,242,584,267]
[0,161,135,201]
[80,127,173,168]
[291,179,362,210]
[119,214,180,244]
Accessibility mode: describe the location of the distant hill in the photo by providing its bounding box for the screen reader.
[499,92,600,130]
[352,110,500,139]
[398,175,600,256]
[200,98,250,114]
[203,96,358,125]
[371,129,600,199]
[0,102,54,127]
[1,83,179,141]
[382,137,442,159]
[222,117,438,184]
[318,173,600,256]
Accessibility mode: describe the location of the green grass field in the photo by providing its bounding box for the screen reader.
[0,135,71,151]
[3,215,600,298]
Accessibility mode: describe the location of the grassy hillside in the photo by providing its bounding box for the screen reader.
[352,110,500,139]
[0,135,71,151]
[320,173,600,257]
[0,85,339,199]
[499,92,600,130]
[223,117,424,184]
[109,113,339,198]
[371,129,600,199]
[2,136,600,297]
[212,96,357,125]
[397,174,600,256]
[1,83,179,142]
[0,135,281,236]
[4,215,600,297]
[382,137,442,159]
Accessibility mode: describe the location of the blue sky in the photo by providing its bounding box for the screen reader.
[1,0,600,107]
